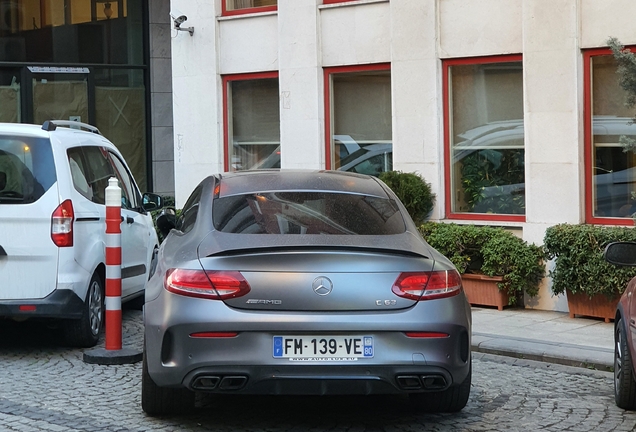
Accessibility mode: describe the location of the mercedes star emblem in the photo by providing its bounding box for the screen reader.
[312,276,333,296]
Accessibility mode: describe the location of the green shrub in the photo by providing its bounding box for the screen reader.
[544,223,636,299]
[419,222,545,304]
[379,171,435,225]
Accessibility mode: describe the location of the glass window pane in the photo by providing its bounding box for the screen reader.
[449,61,525,215]
[0,68,21,122]
[229,78,280,171]
[331,70,392,177]
[0,135,55,203]
[94,68,147,192]
[31,73,89,124]
[226,0,277,12]
[591,55,636,218]
[212,192,405,235]
[0,0,142,65]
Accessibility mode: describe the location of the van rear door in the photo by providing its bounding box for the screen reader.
[0,135,59,300]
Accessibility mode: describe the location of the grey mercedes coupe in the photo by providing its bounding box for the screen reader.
[142,170,471,416]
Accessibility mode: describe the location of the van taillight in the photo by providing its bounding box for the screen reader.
[51,199,74,247]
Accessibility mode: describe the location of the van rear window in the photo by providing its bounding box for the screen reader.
[0,136,56,204]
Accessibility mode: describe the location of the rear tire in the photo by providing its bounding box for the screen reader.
[63,273,104,348]
[615,318,636,410]
[142,347,195,416]
[409,363,471,413]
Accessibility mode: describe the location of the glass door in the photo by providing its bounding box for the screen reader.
[27,66,92,125]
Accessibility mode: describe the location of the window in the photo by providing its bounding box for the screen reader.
[176,183,203,233]
[223,72,280,172]
[585,48,636,224]
[212,192,405,235]
[0,136,54,204]
[443,56,525,221]
[324,64,392,177]
[109,152,141,211]
[222,0,277,16]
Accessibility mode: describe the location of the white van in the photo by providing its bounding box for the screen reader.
[0,121,162,347]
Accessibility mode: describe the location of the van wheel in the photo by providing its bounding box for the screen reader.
[63,273,104,348]
[142,347,195,416]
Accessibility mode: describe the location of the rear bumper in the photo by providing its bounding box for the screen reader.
[0,290,84,319]
[181,364,464,395]
[144,291,472,394]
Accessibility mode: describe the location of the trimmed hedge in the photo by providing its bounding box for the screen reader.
[544,223,636,299]
[379,171,435,225]
[419,222,545,304]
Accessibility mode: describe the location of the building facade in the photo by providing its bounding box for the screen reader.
[0,0,175,195]
[170,0,636,311]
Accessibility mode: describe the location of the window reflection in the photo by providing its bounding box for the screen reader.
[448,60,525,216]
[0,0,139,64]
[591,55,636,219]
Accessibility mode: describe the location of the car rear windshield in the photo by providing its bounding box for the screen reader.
[212,191,405,235]
[0,135,56,204]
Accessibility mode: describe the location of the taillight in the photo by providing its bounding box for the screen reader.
[51,199,74,247]
[165,269,251,300]
[392,270,462,301]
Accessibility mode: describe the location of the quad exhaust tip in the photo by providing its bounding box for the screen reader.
[396,374,448,390]
[191,375,248,391]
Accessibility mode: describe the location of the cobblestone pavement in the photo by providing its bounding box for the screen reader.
[1,310,636,432]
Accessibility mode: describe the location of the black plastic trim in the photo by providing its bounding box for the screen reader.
[0,290,84,319]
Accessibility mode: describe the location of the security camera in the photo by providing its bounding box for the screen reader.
[170,9,194,36]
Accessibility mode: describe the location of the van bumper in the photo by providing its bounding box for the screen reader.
[0,290,84,319]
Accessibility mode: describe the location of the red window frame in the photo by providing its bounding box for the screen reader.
[584,47,636,226]
[222,71,279,172]
[323,63,391,170]
[221,1,277,17]
[442,54,525,223]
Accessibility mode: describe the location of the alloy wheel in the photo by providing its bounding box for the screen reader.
[88,279,103,336]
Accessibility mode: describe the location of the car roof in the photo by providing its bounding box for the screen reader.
[0,122,106,147]
[216,170,389,198]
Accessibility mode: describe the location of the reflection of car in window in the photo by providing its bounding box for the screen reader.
[338,143,392,177]
[249,136,393,177]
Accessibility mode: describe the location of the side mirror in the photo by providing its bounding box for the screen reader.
[604,242,636,266]
[142,192,164,212]
[156,207,176,237]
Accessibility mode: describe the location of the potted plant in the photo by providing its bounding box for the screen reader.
[544,223,636,322]
[419,222,545,309]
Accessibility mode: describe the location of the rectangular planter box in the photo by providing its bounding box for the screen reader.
[461,273,509,311]
[566,291,619,323]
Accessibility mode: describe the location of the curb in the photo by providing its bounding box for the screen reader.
[472,332,614,372]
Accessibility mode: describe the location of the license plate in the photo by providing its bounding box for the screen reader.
[273,336,374,360]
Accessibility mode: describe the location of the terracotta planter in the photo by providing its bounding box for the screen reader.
[566,291,619,323]
[461,273,509,311]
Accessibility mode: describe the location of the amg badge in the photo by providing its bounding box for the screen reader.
[246,299,282,305]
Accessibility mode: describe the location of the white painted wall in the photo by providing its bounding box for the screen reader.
[320,0,391,67]
[279,0,324,169]
[170,0,636,311]
[171,0,223,206]
[438,0,522,58]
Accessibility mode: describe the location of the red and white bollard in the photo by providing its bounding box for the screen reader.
[105,177,122,350]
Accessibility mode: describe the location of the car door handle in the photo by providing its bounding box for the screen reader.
[120,216,135,224]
